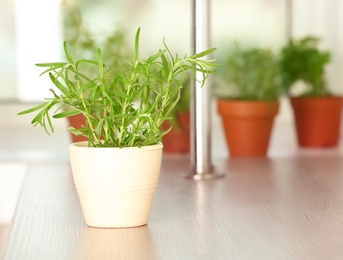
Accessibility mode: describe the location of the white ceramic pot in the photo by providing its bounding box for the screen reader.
[69,142,163,228]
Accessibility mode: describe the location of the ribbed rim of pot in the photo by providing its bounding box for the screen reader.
[69,142,163,153]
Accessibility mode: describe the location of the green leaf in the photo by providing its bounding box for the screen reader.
[98,48,104,80]
[134,28,141,61]
[63,41,74,64]
[147,50,166,63]
[53,109,81,118]
[75,68,99,83]
[17,102,49,115]
[109,89,131,99]
[49,73,70,96]
[36,63,67,76]
[191,47,217,59]
[35,62,67,68]
[75,59,99,67]
[160,52,170,79]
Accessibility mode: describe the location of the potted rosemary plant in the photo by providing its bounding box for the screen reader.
[279,36,343,147]
[18,28,216,228]
[214,46,281,157]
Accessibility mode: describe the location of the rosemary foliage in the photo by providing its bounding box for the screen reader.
[279,36,331,97]
[18,28,216,147]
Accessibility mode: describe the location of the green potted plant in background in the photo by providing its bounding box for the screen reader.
[162,74,191,153]
[18,28,216,228]
[62,5,133,143]
[279,36,343,147]
[214,46,281,157]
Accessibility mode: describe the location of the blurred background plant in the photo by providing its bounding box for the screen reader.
[278,36,331,97]
[213,45,281,101]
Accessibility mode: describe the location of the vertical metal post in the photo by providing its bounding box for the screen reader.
[187,0,223,180]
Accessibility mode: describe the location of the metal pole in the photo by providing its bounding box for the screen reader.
[187,0,223,180]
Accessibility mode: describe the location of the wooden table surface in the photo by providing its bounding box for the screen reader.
[3,155,343,260]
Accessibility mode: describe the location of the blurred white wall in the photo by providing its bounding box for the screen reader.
[14,0,63,101]
[0,0,16,99]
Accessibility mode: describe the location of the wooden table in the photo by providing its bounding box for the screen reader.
[4,155,343,260]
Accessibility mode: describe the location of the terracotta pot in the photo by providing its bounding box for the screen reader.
[162,112,190,153]
[66,114,88,143]
[217,99,279,157]
[291,96,343,147]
